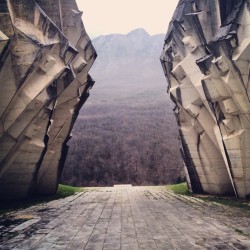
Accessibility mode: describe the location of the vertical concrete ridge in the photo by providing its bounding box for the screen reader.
[0,0,96,200]
[161,0,250,197]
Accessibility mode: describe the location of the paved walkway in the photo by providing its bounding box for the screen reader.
[1,186,250,249]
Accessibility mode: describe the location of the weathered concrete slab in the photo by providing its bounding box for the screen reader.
[1,186,250,249]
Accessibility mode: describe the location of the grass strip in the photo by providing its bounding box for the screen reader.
[168,182,250,211]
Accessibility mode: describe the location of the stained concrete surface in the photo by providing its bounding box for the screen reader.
[161,0,250,198]
[1,186,250,249]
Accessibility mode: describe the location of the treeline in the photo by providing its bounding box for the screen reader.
[61,100,185,187]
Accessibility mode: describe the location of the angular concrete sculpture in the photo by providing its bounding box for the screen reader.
[0,0,96,199]
[161,0,250,197]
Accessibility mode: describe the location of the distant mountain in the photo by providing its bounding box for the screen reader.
[91,28,165,75]
[61,29,184,187]
[86,28,168,104]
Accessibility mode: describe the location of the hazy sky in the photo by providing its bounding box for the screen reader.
[76,0,179,37]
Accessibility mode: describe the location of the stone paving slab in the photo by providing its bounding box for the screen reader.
[1,186,250,249]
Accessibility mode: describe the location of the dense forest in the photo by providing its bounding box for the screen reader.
[61,29,184,186]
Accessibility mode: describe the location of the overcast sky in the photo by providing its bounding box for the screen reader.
[76,0,179,38]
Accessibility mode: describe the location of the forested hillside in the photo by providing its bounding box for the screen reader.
[61,29,184,186]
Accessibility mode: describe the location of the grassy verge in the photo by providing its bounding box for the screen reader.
[0,184,84,215]
[167,182,192,195]
[197,196,250,211]
[167,182,250,211]
[56,184,83,198]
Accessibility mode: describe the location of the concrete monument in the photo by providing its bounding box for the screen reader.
[0,0,96,199]
[161,0,250,198]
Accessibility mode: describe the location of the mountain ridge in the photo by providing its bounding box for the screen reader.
[90,29,165,75]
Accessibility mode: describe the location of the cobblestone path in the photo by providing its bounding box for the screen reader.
[1,186,250,249]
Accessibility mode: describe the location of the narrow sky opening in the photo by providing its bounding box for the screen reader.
[76,0,179,37]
